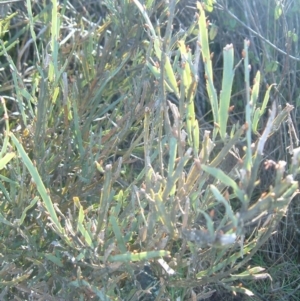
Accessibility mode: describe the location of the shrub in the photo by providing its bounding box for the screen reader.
[0,0,299,300]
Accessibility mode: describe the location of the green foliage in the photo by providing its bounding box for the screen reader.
[0,0,299,300]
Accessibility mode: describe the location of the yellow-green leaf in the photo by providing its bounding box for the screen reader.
[0,152,15,170]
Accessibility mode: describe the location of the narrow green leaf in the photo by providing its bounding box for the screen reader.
[201,164,244,201]
[178,40,192,97]
[10,133,63,232]
[252,108,261,134]
[197,2,218,138]
[252,83,275,133]
[243,39,252,173]
[198,209,215,237]
[250,71,260,110]
[165,56,180,95]
[260,83,275,115]
[219,44,234,140]
[71,96,84,158]
[19,196,39,225]
[210,185,237,228]
[0,152,15,170]
[77,221,93,248]
[26,0,40,62]
[77,203,84,229]
[110,215,127,253]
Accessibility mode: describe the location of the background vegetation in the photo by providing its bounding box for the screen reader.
[0,0,300,300]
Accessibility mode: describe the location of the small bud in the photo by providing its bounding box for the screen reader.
[228,105,234,112]
[242,123,248,131]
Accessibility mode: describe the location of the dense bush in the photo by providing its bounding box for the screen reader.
[0,0,299,300]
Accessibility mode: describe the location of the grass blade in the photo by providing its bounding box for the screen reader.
[10,133,63,233]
